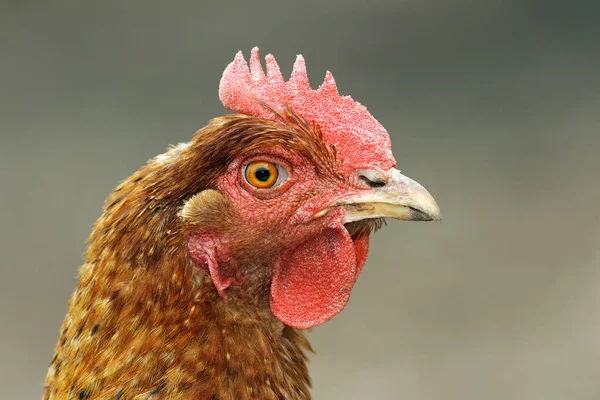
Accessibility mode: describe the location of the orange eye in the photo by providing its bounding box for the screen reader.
[244,161,279,188]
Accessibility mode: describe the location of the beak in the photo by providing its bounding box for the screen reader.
[332,168,441,223]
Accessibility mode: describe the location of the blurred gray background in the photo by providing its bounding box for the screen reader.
[2,1,599,398]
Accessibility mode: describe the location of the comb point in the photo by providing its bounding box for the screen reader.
[265,54,284,84]
[232,50,249,75]
[249,47,265,79]
[290,55,310,89]
[318,70,339,96]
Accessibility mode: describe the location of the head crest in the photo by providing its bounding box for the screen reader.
[219,47,395,173]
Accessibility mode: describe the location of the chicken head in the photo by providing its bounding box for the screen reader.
[180,48,441,329]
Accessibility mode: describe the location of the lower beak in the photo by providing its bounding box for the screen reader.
[334,169,441,223]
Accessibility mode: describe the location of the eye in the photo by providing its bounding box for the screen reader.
[244,161,289,189]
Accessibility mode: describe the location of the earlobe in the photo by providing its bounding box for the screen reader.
[187,234,233,297]
[180,190,238,297]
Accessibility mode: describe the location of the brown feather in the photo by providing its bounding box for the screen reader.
[43,111,336,399]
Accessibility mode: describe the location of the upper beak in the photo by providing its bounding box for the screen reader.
[332,168,441,223]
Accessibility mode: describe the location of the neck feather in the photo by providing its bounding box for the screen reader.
[44,148,313,399]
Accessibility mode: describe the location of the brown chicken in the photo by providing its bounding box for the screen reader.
[43,47,440,399]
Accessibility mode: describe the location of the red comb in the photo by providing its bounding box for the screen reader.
[219,47,395,173]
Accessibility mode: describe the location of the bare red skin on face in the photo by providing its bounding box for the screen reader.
[185,147,375,328]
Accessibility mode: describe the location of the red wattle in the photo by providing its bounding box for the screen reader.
[270,225,367,329]
[353,235,370,279]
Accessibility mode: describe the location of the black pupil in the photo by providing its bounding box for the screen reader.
[254,167,272,182]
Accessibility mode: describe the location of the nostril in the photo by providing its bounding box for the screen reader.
[359,176,386,188]
[358,169,387,188]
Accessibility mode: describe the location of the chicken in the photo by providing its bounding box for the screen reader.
[43,47,440,399]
